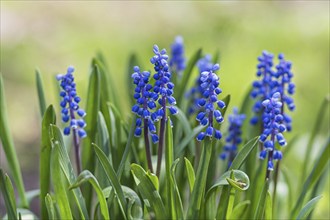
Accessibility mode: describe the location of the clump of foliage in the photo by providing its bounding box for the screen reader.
[0,36,329,220]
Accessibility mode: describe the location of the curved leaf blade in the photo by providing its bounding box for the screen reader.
[69,170,109,220]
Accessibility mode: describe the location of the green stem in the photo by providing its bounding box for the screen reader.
[186,138,212,219]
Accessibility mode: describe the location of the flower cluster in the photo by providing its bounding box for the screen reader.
[274,53,295,131]
[150,45,178,120]
[186,54,214,115]
[250,51,295,130]
[169,36,186,74]
[250,51,277,125]
[220,107,245,164]
[195,63,225,141]
[56,66,87,138]
[131,66,159,143]
[259,92,286,171]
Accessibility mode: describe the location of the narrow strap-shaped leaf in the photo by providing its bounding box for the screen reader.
[69,170,110,220]
[102,185,143,220]
[184,157,196,193]
[291,138,329,218]
[45,194,56,220]
[230,136,259,170]
[0,75,28,208]
[131,163,167,219]
[216,185,230,219]
[40,105,56,219]
[213,170,250,219]
[49,125,88,219]
[82,63,100,171]
[50,141,73,220]
[0,169,17,219]
[254,179,270,219]
[230,200,251,219]
[176,48,202,105]
[264,191,272,220]
[81,63,101,211]
[93,143,127,219]
[301,97,329,183]
[170,159,184,219]
[175,125,204,157]
[35,69,47,116]
[186,138,212,219]
[165,117,176,219]
[296,195,322,220]
[117,115,136,180]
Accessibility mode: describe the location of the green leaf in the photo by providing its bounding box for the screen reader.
[117,115,136,180]
[93,143,127,219]
[40,105,56,219]
[174,107,195,153]
[165,117,176,219]
[81,63,101,211]
[291,138,330,218]
[296,195,322,220]
[207,170,250,194]
[0,75,28,208]
[50,137,73,220]
[131,163,167,219]
[35,69,47,116]
[103,186,143,220]
[301,97,329,184]
[230,136,259,170]
[176,48,202,104]
[0,169,17,219]
[254,179,270,219]
[49,125,88,219]
[82,63,100,171]
[230,200,251,219]
[184,157,195,193]
[264,191,272,220]
[45,194,56,220]
[69,170,110,220]
[186,138,212,219]
[175,125,204,157]
[170,158,184,219]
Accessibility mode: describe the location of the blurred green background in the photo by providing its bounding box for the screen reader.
[1,1,329,218]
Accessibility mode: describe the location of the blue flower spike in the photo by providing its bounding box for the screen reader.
[220,107,245,166]
[186,54,214,115]
[56,66,86,173]
[150,44,178,177]
[275,53,295,131]
[131,66,159,143]
[169,36,186,75]
[259,92,287,173]
[195,63,225,141]
[56,66,87,138]
[150,45,178,119]
[250,51,277,125]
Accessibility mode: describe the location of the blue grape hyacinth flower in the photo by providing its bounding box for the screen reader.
[274,53,295,131]
[150,45,178,121]
[169,36,186,74]
[250,51,277,125]
[195,63,225,141]
[186,54,214,115]
[220,107,245,165]
[131,66,159,143]
[56,66,87,138]
[259,92,286,172]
